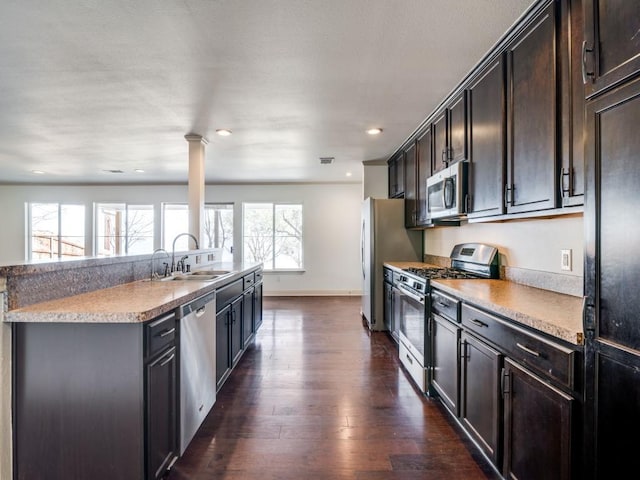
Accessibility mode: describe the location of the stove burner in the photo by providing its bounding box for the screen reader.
[403,267,481,280]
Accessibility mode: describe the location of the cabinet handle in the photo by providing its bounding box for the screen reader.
[560,168,571,197]
[406,353,414,365]
[437,301,449,308]
[501,367,509,398]
[581,40,594,84]
[504,184,513,207]
[471,318,488,328]
[515,342,540,357]
[159,353,175,367]
[158,327,176,338]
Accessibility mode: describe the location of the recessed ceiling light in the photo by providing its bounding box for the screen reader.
[216,129,232,136]
[31,170,45,174]
[366,128,383,135]
[346,172,353,177]
[134,169,145,173]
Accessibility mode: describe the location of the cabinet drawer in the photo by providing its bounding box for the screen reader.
[145,313,177,359]
[254,270,263,283]
[431,289,460,322]
[243,273,255,289]
[217,279,243,311]
[461,304,578,390]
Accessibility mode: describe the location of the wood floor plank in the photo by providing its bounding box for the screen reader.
[167,296,501,480]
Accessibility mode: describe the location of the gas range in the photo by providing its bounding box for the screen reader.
[402,266,484,281]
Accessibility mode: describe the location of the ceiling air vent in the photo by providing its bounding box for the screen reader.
[319,157,334,165]
[103,169,124,174]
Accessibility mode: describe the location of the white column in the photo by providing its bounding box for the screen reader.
[185,134,208,247]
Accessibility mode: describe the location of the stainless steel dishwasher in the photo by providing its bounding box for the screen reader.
[177,290,216,455]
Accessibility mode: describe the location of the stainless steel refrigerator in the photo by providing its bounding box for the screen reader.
[361,197,422,331]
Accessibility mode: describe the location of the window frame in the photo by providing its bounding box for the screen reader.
[242,202,304,272]
[94,202,155,257]
[27,202,86,260]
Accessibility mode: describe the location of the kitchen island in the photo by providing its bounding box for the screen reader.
[3,258,263,480]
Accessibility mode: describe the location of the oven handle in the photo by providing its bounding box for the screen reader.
[397,284,425,304]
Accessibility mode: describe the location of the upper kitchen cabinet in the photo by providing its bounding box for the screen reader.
[582,0,640,98]
[388,152,405,198]
[416,126,432,226]
[505,0,559,214]
[404,141,418,227]
[431,109,449,174]
[467,55,507,219]
[448,91,469,164]
[431,93,469,175]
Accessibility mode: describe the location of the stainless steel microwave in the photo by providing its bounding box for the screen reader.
[426,161,468,219]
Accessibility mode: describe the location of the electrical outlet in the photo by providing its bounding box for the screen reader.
[561,249,572,271]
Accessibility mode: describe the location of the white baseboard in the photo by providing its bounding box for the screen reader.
[263,290,362,297]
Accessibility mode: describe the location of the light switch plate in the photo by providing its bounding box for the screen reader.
[561,249,572,271]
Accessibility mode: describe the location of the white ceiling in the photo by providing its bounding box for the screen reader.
[0,0,535,185]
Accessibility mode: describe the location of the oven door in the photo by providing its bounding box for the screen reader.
[397,283,426,365]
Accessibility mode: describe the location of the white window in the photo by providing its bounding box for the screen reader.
[162,203,234,262]
[95,203,154,256]
[28,203,86,260]
[243,203,303,270]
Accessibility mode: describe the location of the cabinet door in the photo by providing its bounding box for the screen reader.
[230,297,244,366]
[216,305,231,387]
[584,77,640,478]
[254,282,263,332]
[404,141,417,227]
[502,358,575,480]
[432,111,448,173]
[583,0,640,97]
[506,2,558,213]
[243,289,254,347]
[388,153,405,198]
[561,0,585,207]
[448,91,469,164]
[431,314,460,416]
[146,346,178,480]
[460,332,502,467]
[468,56,506,218]
[416,126,432,225]
[383,281,393,333]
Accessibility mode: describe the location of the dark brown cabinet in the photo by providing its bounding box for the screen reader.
[146,345,178,480]
[14,314,179,480]
[502,358,575,480]
[388,152,405,198]
[383,268,394,333]
[243,289,254,347]
[416,126,432,226]
[432,110,448,173]
[404,141,418,227]
[582,0,640,98]
[505,1,559,214]
[216,294,243,389]
[460,331,503,467]
[584,76,640,479]
[467,56,507,219]
[448,92,469,164]
[431,314,461,416]
[254,280,263,332]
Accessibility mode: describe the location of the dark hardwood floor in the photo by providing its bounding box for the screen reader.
[167,296,500,479]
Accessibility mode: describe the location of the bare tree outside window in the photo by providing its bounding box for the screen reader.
[95,204,154,256]
[29,203,85,260]
[243,203,303,270]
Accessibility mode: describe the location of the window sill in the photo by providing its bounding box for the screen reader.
[263,269,306,274]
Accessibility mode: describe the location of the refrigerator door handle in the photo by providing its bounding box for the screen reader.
[361,220,366,278]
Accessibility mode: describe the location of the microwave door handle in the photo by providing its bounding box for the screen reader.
[443,177,454,209]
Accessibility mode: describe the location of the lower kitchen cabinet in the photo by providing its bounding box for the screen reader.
[13,313,179,480]
[230,296,244,365]
[502,358,575,480]
[216,304,232,387]
[383,268,394,334]
[460,331,503,467]
[253,279,263,332]
[431,312,461,416]
[243,288,254,347]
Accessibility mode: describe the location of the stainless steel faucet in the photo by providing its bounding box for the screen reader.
[150,248,170,281]
[171,233,200,273]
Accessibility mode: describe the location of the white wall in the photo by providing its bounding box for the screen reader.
[362,164,388,200]
[424,214,584,277]
[0,183,363,295]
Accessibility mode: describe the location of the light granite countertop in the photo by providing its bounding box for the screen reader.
[4,263,261,324]
[384,262,584,346]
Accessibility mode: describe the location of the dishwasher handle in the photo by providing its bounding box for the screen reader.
[178,290,216,318]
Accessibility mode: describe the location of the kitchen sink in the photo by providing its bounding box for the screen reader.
[156,270,232,282]
[191,270,231,276]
